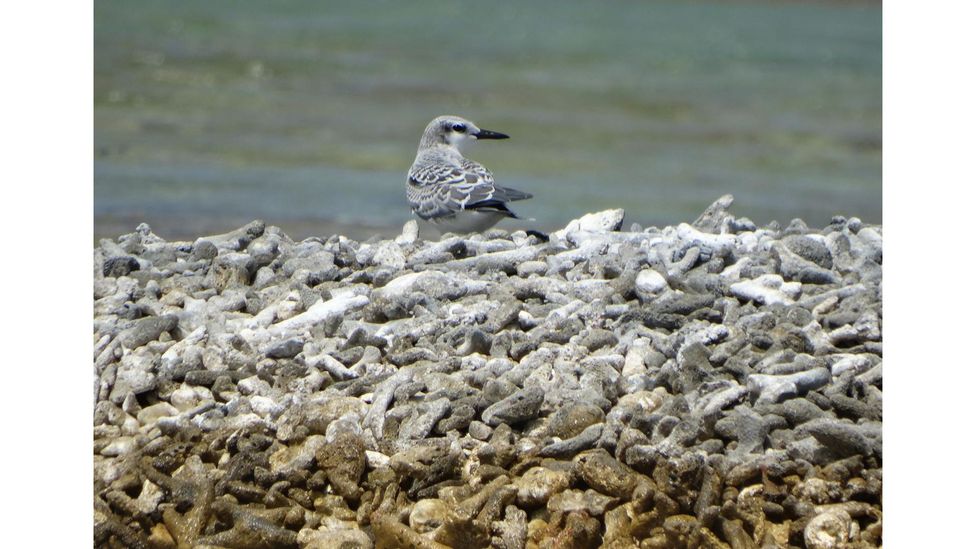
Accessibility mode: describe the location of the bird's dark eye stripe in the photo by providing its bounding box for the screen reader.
[452,123,466,132]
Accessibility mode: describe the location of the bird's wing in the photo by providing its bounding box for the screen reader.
[407,156,531,220]
[406,161,467,220]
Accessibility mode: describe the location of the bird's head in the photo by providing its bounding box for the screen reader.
[420,115,509,152]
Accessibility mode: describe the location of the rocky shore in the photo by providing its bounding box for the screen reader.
[93,196,882,548]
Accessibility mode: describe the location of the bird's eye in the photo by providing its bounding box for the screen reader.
[451,123,467,133]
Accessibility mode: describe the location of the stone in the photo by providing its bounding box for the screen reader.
[748,368,830,404]
[109,349,157,403]
[783,235,833,269]
[513,466,573,507]
[190,239,219,260]
[270,435,327,476]
[635,268,669,297]
[297,527,371,549]
[117,315,179,349]
[730,274,802,306]
[692,194,735,233]
[100,436,138,457]
[545,403,606,439]
[558,209,626,235]
[779,397,826,426]
[395,219,419,246]
[136,402,178,426]
[575,448,642,499]
[797,418,874,458]
[547,489,619,515]
[482,386,544,426]
[103,256,140,277]
[265,338,304,359]
[516,260,548,278]
[409,498,452,533]
[316,427,365,501]
[578,328,618,352]
[714,406,768,458]
[804,509,854,549]
[399,398,451,441]
[468,420,492,441]
[539,423,603,458]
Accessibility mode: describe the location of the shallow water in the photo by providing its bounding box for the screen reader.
[95,0,881,241]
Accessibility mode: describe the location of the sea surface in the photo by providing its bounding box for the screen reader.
[95,0,881,242]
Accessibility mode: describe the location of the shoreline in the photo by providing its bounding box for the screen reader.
[95,214,404,245]
[93,195,882,547]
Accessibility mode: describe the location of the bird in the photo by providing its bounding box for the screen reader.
[406,115,532,234]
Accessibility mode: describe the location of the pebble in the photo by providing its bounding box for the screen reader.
[635,268,668,297]
[797,418,874,457]
[135,402,178,425]
[103,256,141,277]
[730,274,801,306]
[270,435,327,476]
[748,367,830,404]
[516,260,548,278]
[482,386,545,426]
[264,338,305,359]
[544,403,605,439]
[552,208,626,240]
[805,509,855,549]
[514,466,573,507]
[99,437,138,457]
[108,350,157,403]
[117,315,178,349]
[547,489,618,515]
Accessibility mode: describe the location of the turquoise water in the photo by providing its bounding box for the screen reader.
[95,0,881,241]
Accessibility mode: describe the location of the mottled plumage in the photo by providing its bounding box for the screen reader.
[407,115,531,233]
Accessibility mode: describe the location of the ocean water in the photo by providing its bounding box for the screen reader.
[95,0,881,241]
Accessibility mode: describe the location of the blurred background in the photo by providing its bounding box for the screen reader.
[95,0,881,241]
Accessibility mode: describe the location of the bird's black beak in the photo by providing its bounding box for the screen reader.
[474,129,509,140]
